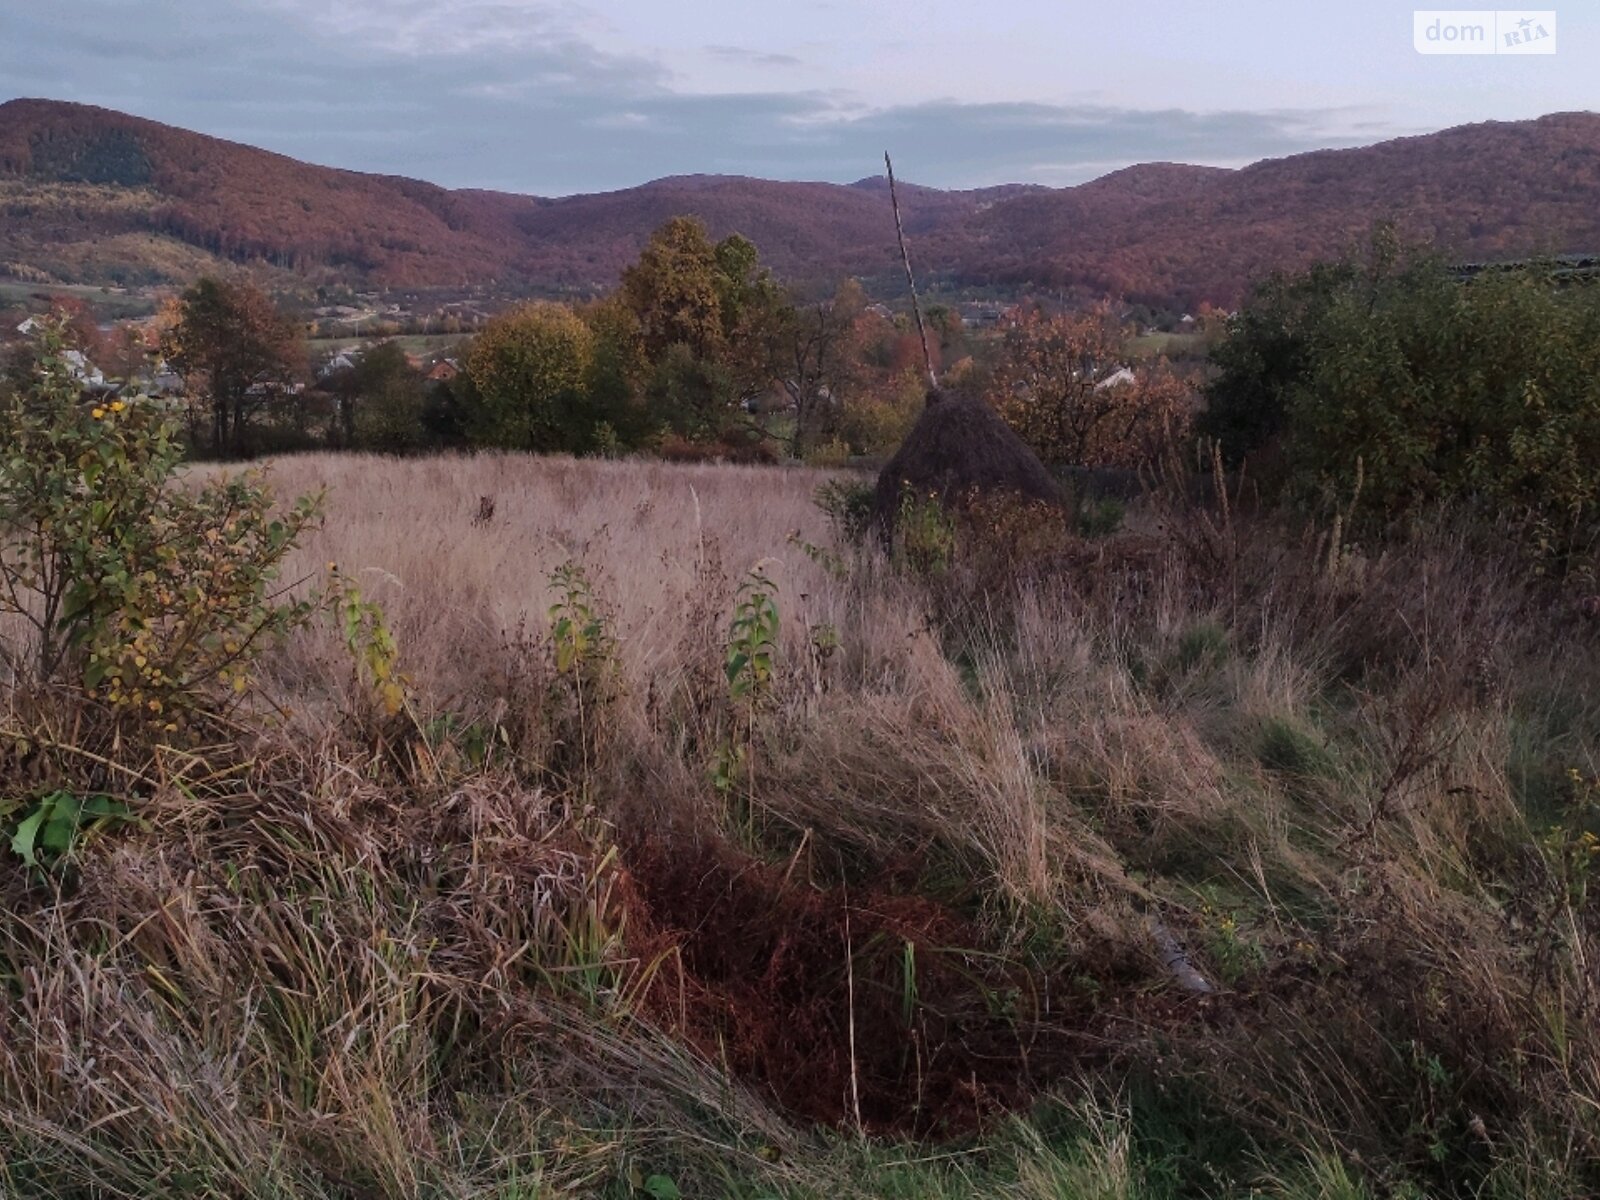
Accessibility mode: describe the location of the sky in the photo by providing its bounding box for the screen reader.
[2,1,1597,195]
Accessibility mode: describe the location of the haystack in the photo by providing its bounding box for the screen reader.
[873,388,1065,535]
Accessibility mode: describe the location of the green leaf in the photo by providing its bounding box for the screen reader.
[42,812,78,855]
[642,1175,681,1200]
[81,794,128,819]
[10,804,48,868]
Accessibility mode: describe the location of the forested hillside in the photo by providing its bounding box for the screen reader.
[3,98,1599,304]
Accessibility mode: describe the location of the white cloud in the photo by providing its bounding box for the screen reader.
[3,0,1590,195]
[586,112,659,130]
[253,0,615,59]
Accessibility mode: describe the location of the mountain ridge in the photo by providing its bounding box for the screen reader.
[3,98,1599,306]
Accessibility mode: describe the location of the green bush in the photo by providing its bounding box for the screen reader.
[814,478,874,544]
[1289,262,1600,534]
[895,487,957,576]
[1208,236,1600,562]
[0,319,323,727]
[1201,257,1360,466]
[465,303,598,453]
[1257,717,1334,780]
[1076,495,1126,539]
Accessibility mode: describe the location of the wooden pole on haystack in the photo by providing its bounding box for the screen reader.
[884,152,938,394]
[872,152,1065,536]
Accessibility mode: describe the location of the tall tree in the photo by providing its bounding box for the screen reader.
[620,217,727,362]
[764,279,867,456]
[579,296,654,449]
[620,217,791,438]
[348,341,427,452]
[465,302,596,453]
[165,278,302,457]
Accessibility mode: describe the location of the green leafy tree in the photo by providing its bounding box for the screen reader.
[713,232,790,399]
[1202,259,1363,465]
[1208,235,1600,560]
[348,341,427,453]
[621,217,791,440]
[465,302,597,452]
[420,369,477,449]
[579,296,656,450]
[646,343,734,442]
[763,279,866,457]
[621,217,728,362]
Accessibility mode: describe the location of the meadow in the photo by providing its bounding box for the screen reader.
[306,334,467,360]
[0,277,159,321]
[1123,331,1209,360]
[5,444,1598,1198]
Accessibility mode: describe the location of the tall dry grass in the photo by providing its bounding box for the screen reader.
[4,448,1600,1197]
[252,452,848,697]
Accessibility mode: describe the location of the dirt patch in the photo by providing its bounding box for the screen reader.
[619,838,1089,1136]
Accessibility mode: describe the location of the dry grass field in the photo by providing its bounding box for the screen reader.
[260,453,851,706]
[4,450,1600,1199]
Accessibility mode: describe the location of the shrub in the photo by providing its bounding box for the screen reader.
[802,436,852,468]
[466,302,598,453]
[0,319,323,727]
[1289,260,1600,534]
[1201,257,1361,465]
[838,370,923,456]
[715,565,780,806]
[1208,237,1600,563]
[545,561,618,787]
[1075,495,1126,539]
[963,491,1076,569]
[1257,717,1334,780]
[989,306,1197,469]
[894,487,958,576]
[814,478,874,544]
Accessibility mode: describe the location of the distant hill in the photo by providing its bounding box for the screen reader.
[3,98,1599,306]
[953,115,1600,304]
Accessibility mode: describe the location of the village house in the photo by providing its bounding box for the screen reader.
[61,350,107,389]
[1094,366,1137,391]
[317,349,361,379]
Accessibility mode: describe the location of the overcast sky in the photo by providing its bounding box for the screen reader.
[3,1,1596,194]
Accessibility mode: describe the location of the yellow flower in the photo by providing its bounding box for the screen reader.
[91,407,106,419]
[109,400,126,413]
